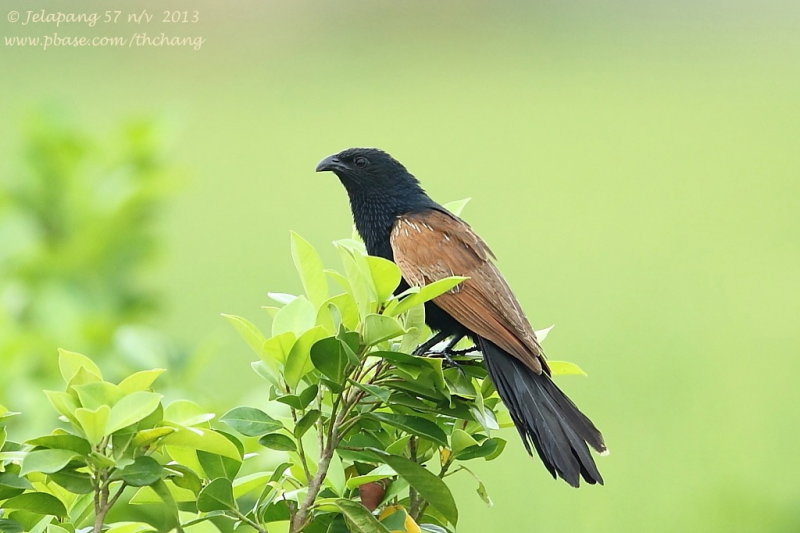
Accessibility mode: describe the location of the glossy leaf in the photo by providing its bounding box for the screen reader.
[369,450,458,525]
[369,413,448,447]
[291,232,329,307]
[442,197,471,216]
[386,277,468,317]
[161,427,241,460]
[43,390,79,420]
[163,399,215,427]
[310,337,349,384]
[73,381,123,410]
[118,369,166,394]
[104,392,161,435]
[284,326,327,388]
[294,409,320,438]
[26,434,91,455]
[220,406,282,437]
[75,405,111,445]
[365,255,402,302]
[197,477,237,512]
[334,499,391,533]
[3,492,67,517]
[58,348,102,383]
[197,450,241,481]
[20,449,79,475]
[549,360,588,376]
[120,456,163,486]
[222,313,268,358]
[272,295,316,337]
[363,314,405,345]
[345,464,397,489]
[258,433,297,451]
[131,427,175,447]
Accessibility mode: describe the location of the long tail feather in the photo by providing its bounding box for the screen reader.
[479,337,606,487]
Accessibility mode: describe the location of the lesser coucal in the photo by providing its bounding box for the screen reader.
[316,148,606,486]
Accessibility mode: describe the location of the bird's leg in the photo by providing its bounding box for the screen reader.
[448,345,480,356]
[412,331,450,356]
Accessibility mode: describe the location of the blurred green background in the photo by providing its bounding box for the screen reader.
[2,1,799,531]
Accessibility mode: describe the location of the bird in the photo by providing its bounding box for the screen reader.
[316,147,606,487]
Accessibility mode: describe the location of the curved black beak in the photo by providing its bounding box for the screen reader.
[315,154,347,173]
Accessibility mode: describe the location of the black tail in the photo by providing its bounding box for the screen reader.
[479,337,606,487]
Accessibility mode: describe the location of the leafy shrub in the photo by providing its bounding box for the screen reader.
[0,224,586,532]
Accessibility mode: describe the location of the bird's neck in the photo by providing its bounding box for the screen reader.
[346,186,436,260]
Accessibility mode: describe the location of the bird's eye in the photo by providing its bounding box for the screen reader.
[354,156,368,168]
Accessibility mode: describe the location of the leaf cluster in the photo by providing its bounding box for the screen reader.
[0,206,588,532]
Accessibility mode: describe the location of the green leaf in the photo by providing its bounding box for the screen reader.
[365,255,402,302]
[454,437,506,461]
[197,477,237,512]
[20,449,79,475]
[387,277,468,317]
[105,522,158,533]
[3,492,67,517]
[420,525,449,533]
[75,405,111,445]
[0,472,33,490]
[310,337,349,384]
[450,429,479,454]
[272,295,316,336]
[299,384,320,409]
[369,413,448,447]
[363,314,405,345]
[369,450,458,525]
[198,451,241,481]
[26,434,91,455]
[118,369,166,394]
[131,427,176,447]
[345,464,397,489]
[323,293,360,331]
[58,348,102,383]
[161,427,241,460]
[285,326,327,388]
[294,410,320,439]
[549,360,588,376]
[232,471,270,498]
[49,469,93,494]
[534,324,554,342]
[222,313,268,359]
[73,382,123,410]
[291,232,329,307]
[0,405,19,422]
[442,197,471,216]
[258,433,297,452]
[336,244,377,315]
[43,390,79,420]
[333,499,391,533]
[262,331,296,366]
[119,456,163,486]
[106,392,163,434]
[220,407,282,437]
[163,399,215,427]
[348,380,392,403]
[0,519,22,533]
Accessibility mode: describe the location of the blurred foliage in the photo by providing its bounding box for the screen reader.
[0,115,180,425]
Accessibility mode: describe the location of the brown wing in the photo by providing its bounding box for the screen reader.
[390,209,546,374]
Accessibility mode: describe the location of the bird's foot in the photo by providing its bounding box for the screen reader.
[448,345,479,356]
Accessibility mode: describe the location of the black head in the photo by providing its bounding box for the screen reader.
[315,148,439,258]
[315,148,421,195]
